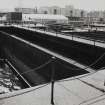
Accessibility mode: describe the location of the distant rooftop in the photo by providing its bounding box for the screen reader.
[22,14,68,20]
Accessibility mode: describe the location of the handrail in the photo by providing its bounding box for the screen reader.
[5,59,32,88]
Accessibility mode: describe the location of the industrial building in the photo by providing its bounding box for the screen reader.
[22,14,68,24]
[6,12,22,22]
[15,8,37,14]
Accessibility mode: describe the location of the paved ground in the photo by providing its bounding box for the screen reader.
[0,70,105,105]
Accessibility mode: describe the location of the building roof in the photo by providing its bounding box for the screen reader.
[22,14,68,21]
[1,70,105,105]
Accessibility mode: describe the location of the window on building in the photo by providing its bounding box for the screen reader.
[44,11,48,14]
[54,9,57,15]
[70,10,73,17]
[81,11,84,17]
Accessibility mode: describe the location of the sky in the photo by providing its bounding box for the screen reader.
[0,0,105,11]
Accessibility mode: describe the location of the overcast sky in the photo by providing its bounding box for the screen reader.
[0,0,105,11]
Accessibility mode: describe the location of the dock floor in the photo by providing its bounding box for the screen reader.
[0,70,105,105]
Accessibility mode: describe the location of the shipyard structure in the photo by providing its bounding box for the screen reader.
[0,6,105,105]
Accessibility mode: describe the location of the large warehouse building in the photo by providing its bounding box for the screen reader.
[22,14,68,24]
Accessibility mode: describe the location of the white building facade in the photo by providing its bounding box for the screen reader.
[22,14,68,24]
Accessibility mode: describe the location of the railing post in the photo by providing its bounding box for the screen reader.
[51,56,56,105]
[51,80,54,105]
[94,40,95,46]
[72,34,73,40]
